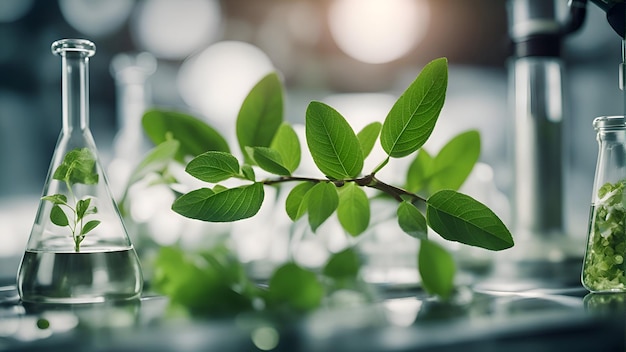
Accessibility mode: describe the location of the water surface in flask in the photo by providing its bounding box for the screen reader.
[18,246,142,304]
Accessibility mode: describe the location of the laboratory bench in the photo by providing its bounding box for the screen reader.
[1,257,625,352]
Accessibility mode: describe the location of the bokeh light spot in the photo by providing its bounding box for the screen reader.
[59,0,133,37]
[131,0,222,60]
[328,0,430,64]
[0,0,33,23]
[251,326,280,351]
[177,41,274,142]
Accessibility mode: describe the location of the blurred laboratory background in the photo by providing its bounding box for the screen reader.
[0,0,622,275]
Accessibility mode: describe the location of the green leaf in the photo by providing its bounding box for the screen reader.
[322,248,361,280]
[270,123,301,173]
[53,148,99,185]
[76,198,91,219]
[285,182,315,221]
[50,205,69,227]
[406,149,434,194]
[356,122,382,159]
[426,190,513,251]
[172,183,265,222]
[42,194,67,205]
[429,130,480,192]
[128,139,180,184]
[36,318,50,330]
[236,72,284,162]
[337,183,370,237]
[268,263,323,311]
[246,146,291,176]
[418,239,455,300]
[153,246,253,316]
[241,164,256,181]
[307,182,339,232]
[81,220,100,235]
[185,151,241,183]
[305,101,364,179]
[381,58,448,158]
[397,201,428,239]
[142,109,230,162]
[212,185,227,193]
[85,206,97,216]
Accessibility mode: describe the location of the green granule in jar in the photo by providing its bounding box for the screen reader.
[583,180,626,292]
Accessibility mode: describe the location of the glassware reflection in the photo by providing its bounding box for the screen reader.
[584,292,626,316]
[22,299,142,330]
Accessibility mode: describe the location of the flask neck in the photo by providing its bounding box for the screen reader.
[61,52,91,134]
[594,116,626,142]
[597,129,626,143]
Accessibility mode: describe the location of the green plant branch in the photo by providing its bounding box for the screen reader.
[262,176,323,186]
[363,175,426,204]
[138,60,516,308]
[261,174,426,204]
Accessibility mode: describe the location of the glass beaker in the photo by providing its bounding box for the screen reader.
[582,116,626,293]
[16,39,143,304]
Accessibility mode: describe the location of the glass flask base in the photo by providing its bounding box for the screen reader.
[17,247,143,304]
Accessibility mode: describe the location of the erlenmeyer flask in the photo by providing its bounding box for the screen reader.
[17,39,143,304]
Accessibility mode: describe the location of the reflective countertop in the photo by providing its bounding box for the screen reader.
[1,280,624,352]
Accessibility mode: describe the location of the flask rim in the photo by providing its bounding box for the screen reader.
[593,116,626,131]
[52,39,96,58]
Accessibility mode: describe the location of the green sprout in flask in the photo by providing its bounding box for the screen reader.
[41,148,101,252]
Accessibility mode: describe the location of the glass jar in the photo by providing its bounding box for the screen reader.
[582,116,626,292]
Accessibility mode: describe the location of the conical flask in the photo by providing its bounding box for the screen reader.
[17,39,143,304]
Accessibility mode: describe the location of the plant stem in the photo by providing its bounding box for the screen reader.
[363,175,426,204]
[261,174,427,204]
[73,208,81,252]
[371,157,390,175]
[65,179,83,252]
[263,176,323,186]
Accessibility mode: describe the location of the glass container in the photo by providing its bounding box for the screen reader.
[16,39,143,304]
[107,51,156,198]
[582,116,626,292]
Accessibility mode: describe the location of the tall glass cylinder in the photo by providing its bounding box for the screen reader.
[17,39,143,304]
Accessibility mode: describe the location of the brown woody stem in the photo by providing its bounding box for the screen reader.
[261,174,426,204]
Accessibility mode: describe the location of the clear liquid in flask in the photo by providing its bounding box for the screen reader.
[18,247,142,304]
